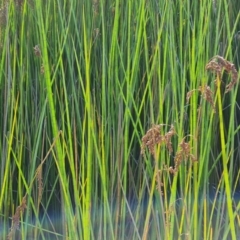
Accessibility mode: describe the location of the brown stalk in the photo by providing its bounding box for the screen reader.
[7,195,27,240]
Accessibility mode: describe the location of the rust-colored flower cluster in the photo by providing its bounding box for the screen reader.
[206,55,238,93]
[141,123,197,174]
[140,55,238,187]
[7,195,27,239]
[169,137,197,174]
[187,84,215,112]
[141,124,175,159]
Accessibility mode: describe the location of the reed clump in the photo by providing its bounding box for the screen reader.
[1,0,239,238]
[141,55,238,176]
[141,57,238,239]
[7,169,43,240]
[0,0,30,26]
[7,131,62,239]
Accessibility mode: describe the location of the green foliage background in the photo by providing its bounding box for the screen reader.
[0,0,240,239]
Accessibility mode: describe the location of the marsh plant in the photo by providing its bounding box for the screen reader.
[140,55,239,240]
[1,0,240,240]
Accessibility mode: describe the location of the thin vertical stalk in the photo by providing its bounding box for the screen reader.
[82,6,93,240]
[34,1,74,237]
[0,93,19,209]
[216,74,236,239]
[142,162,159,240]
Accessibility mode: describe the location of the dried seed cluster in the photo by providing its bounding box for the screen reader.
[169,138,197,174]
[141,124,197,175]
[7,195,27,239]
[198,85,215,111]
[141,124,175,159]
[33,44,46,74]
[141,55,238,178]
[7,166,44,239]
[36,165,43,203]
[187,84,215,112]
[206,55,238,93]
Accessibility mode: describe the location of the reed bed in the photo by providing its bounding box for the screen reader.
[0,0,240,239]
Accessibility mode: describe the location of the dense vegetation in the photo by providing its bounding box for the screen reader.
[0,0,240,239]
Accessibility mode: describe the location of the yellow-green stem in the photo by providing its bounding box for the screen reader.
[142,162,158,240]
[82,7,93,240]
[216,74,236,239]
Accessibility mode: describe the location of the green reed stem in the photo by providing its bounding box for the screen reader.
[216,73,236,239]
